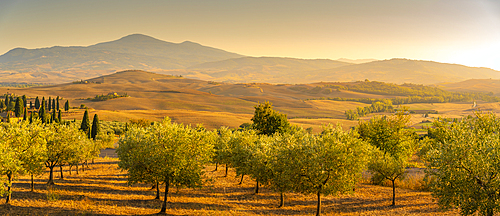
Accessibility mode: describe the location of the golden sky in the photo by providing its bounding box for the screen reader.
[1,0,499,70]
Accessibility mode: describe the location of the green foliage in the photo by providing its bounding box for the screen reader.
[344,100,394,120]
[358,112,418,206]
[285,125,370,215]
[45,123,92,185]
[425,112,500,216]
[117,118,214,213]
[251,101,290,136]
[35,97,40,109]
[87,93,128,101]
[0,121,47,203]
[80,110,90,137]
[14,97,24,117]
[39,100,47,124]
[212,127,233,169]
[91,114,100,140]
[64,100,69,111]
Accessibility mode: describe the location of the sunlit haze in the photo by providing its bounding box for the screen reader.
[1,0,499,70]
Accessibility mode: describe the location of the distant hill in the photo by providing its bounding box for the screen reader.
[337,58,378,64]
[1,35,499,85]
[186,57,352,83]
[436,79,500,95]
[305,59,500,85]
[0,34,243,83]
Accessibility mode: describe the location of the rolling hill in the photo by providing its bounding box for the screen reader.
[436,79,500,95]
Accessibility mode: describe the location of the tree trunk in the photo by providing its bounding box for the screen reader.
[215,162,218,171]
[82,162,85,172]
[47,166,55,185]
[316,190,322,216]
[59,165,64,179]
[92,158,95,164]
[31,174,34,192]
[391,179,396,206]
[255,180,259,194]
[69,165,72,175]
[159,176,170,213]
[225,165,228,177]
[86,160,89,168]
[76,164,79,175]
[239,175,244,185]
[487,208,494,216]
[6,173,12,204]
[278,192,285,208]
[155,181,160,200]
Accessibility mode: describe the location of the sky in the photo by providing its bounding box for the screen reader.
[0,0,499,70]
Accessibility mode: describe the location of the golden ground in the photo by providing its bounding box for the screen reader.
[0,158,458,215]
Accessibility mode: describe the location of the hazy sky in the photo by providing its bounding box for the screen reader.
[1,0,499,70]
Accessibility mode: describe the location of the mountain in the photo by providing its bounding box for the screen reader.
[186,57,352,83]
[305,59,500,85]
[0,34,243,82]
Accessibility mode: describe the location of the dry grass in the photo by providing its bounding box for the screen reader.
[0,157,458,216]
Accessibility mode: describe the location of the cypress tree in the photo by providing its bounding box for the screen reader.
[29,101,33,109]
[35,97,40,109]
[51,109,56,123]
[56,96,60,110]
[65,100,69,111]
[80,109,91,138]
[52,98,55,110]
[91,114,100,140]
[48,97,52,111]
[4,95,8,107]
[23,107,27,121]
[40,100,46,124]
[29,111,33,124]
[10,96,14,107]
[58,110,62,123]
[6,112,10,123]
[0,100,4,111]
[22,95,27,108]
[42,97,46,109]
[14,97,24,117]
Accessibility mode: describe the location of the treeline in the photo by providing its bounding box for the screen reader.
[344,101,395,120]
[87,93,128,101]
[0,83,50,88]
[1,94,71,124]
[303,80,500,104]
[0,112,113,204]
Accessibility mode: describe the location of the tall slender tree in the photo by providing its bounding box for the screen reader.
[39,100,46,124]
[42,97,46,109]
[14,97,24,117]
[48,97,52,111]
[58,110,62,123]
[23,107,27,121]
[64,100,69,111]
[29,101,33,109]
[91,114,100,140]
[56,96,60,110]
[80,109,91,138]
[4,95,8,107]
[22,95,27,108]
[52,98,55,110]
[51,109,56,123]
[35,97,40,109]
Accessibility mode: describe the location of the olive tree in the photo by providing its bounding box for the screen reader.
[358,113,418,206]
[290,124,371,216]
[117,118,214,213]
[212,127,233,176]
[45,123,90,185]
[425,112,500,216]
[0,121,46,203]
